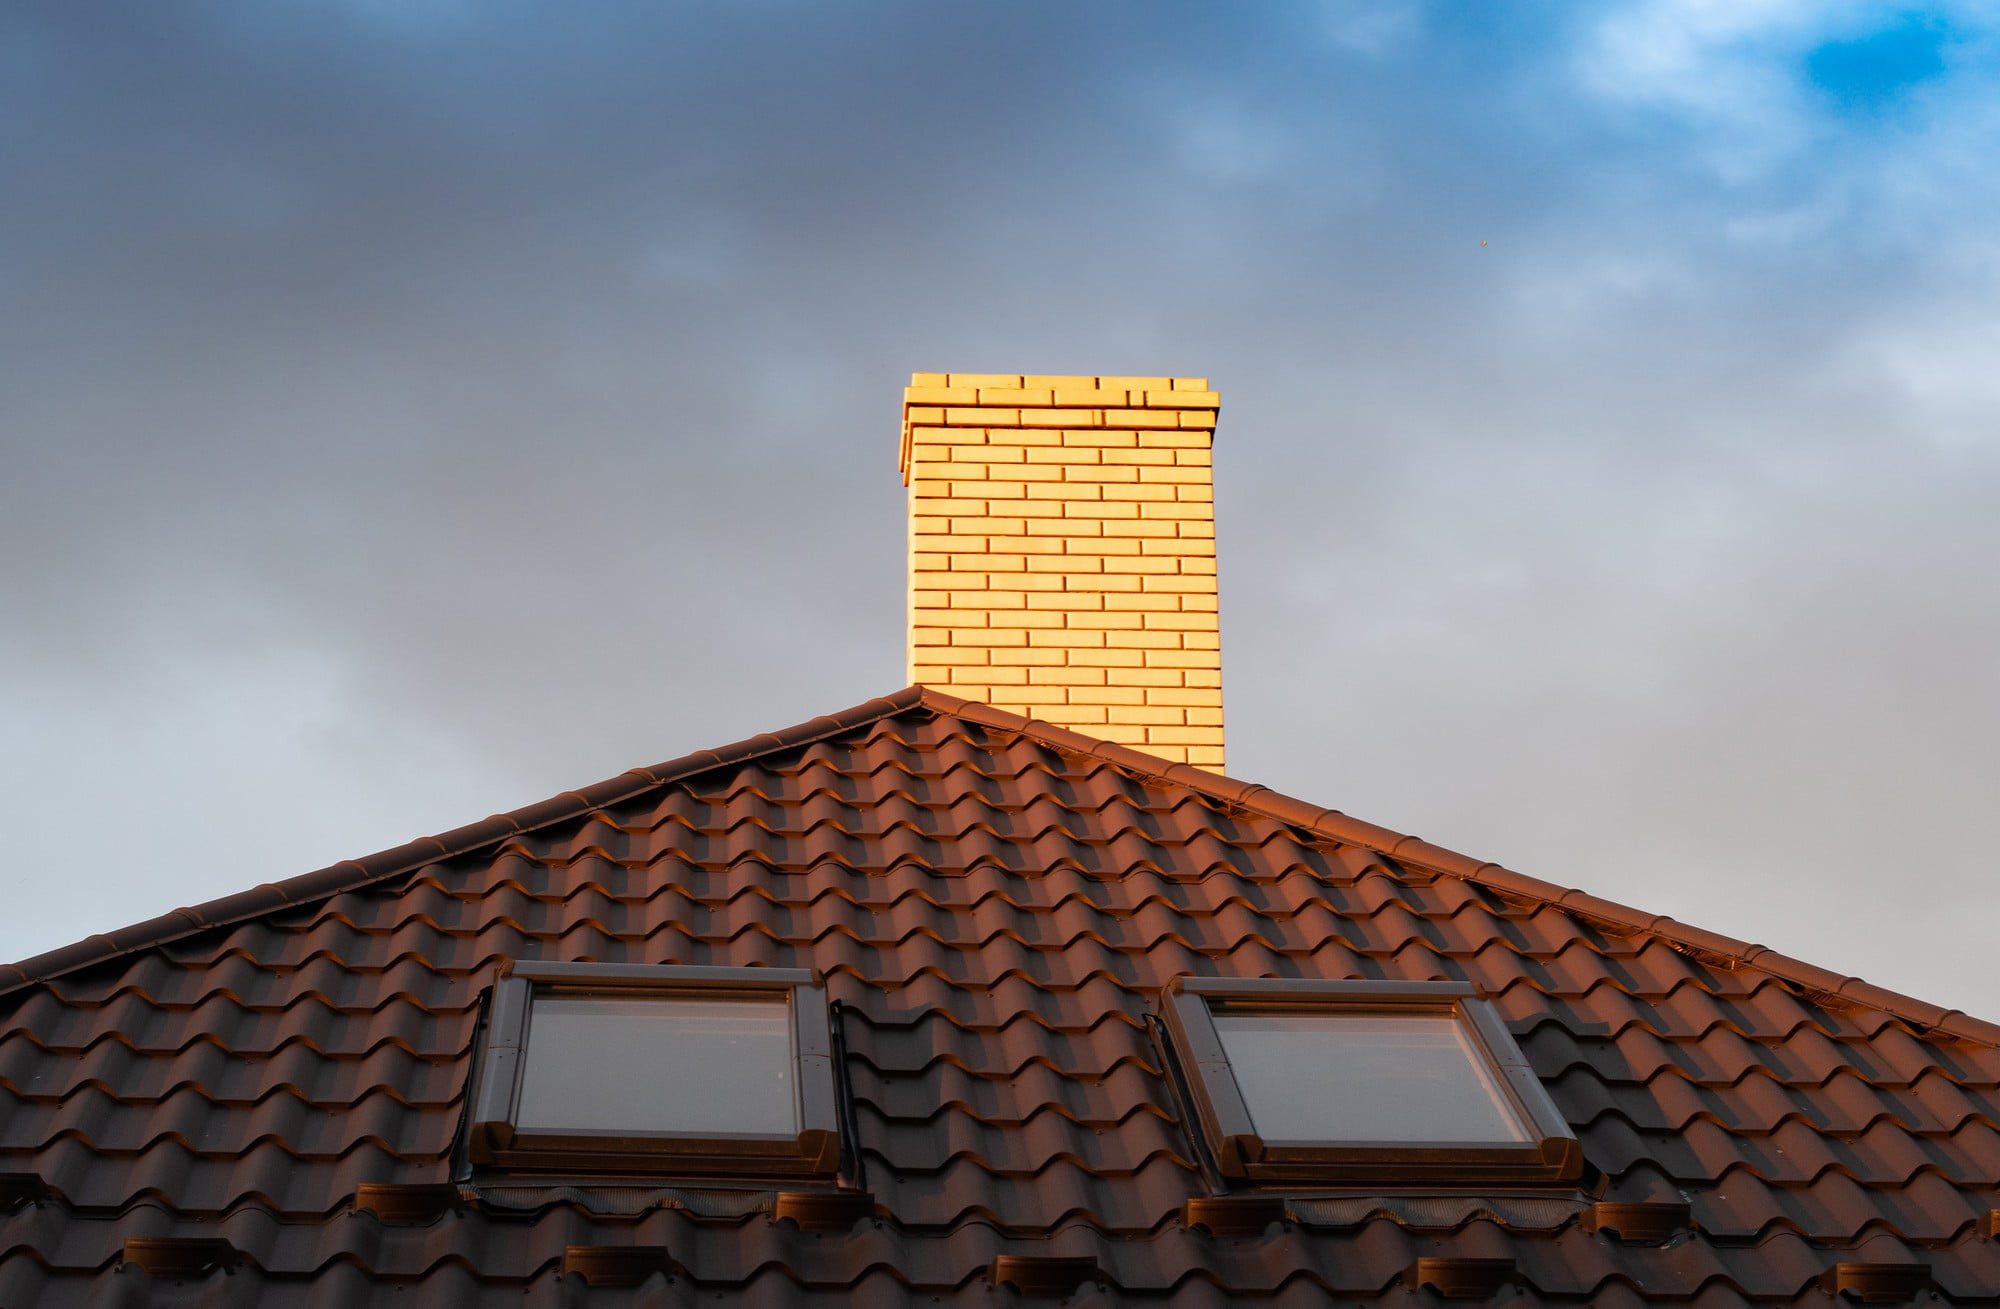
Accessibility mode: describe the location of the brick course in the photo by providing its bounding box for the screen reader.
[903,374,1225,770]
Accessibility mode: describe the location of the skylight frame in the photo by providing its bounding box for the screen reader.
[1161,977,1581,1186]
[467,962,840,1179]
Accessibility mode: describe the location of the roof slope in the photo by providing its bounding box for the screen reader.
[3,687,1998,1305]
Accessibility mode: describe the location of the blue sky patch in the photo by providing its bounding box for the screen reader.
[1805,11,1953,113]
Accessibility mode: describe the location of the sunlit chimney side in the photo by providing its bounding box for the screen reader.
[902,373,1224,770]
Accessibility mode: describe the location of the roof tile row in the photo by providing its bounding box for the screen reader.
[5,689,1998,1304]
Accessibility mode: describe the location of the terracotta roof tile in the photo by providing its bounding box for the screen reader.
[4,688,1998,1304]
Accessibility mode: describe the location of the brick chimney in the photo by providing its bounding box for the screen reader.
[902,373,1224,770]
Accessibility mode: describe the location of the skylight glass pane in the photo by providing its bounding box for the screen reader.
[1210,1010,1529,1144]
[515,994,795,1137]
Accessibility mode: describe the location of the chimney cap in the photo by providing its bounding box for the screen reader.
[900,372,1218,482]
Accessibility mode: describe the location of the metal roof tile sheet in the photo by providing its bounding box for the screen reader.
[4,689,1997,1304]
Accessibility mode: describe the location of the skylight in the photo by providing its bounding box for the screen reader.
[467,963,840,1178]
[1161,977,1580,1185]
[514,993,797,1138]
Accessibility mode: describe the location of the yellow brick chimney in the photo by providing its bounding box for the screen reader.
[902,373,1224,771]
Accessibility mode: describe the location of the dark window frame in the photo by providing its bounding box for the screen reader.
[1160,977,1581,1186]
[467,962,840,1179]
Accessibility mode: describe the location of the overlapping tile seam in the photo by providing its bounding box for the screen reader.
[5,686,1993,1052]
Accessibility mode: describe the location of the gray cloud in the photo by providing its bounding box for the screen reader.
[2,1,1995,1013]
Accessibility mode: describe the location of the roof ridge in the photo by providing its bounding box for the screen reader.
[9,684,1993,1050]
[911,688,2000,1049]
[0,688,928,996]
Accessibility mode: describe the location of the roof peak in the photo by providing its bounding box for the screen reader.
[5,686,1992,1047]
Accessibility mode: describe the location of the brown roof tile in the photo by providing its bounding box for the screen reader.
[4,687,1998,1304]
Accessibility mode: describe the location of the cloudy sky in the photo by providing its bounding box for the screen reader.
[3,2,1995,1014]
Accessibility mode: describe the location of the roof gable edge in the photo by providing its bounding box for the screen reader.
[0,688,929,996]
[918,688,2000,1049]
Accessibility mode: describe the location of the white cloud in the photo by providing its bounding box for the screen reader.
[1572,0,1838,176]
[1564,0,1981,181]
[1848,308,2000,445]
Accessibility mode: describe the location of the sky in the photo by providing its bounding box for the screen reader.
[2,2,1996,1015]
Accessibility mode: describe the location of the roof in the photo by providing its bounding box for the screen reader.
[3,686,1998,1304]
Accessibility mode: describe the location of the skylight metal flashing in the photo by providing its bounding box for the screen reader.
[1160,977,1581,1186]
